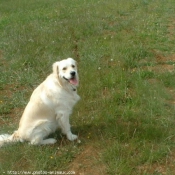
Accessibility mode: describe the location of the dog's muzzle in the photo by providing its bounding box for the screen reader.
[63,71,78,86]
[70,71,76,77]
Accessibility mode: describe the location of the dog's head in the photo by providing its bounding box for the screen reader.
[53,58,79,87]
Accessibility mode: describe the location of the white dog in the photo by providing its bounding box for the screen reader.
[0,58,80,147]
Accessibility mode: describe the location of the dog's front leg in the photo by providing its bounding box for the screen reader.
[57,114,77,141]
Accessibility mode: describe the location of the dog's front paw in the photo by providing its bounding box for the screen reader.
[67,132,78,141]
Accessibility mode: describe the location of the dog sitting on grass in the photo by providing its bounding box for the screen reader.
[0,58,80,147]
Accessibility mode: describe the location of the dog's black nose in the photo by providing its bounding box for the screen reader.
[70,71,76,77]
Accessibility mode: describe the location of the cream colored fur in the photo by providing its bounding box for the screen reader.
[0,58,80,147]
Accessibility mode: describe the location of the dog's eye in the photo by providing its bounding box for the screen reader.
[63,67,67,70]
[72,65,75,68]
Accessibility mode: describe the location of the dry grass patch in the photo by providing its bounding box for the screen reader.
[68,145,106,175]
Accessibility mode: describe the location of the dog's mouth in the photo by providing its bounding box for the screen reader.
[69,77,78,86]
[63,76,78,86]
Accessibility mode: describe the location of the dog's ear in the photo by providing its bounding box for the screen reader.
[52,62,59,75]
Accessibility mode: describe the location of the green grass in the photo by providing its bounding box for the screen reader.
[1,0,175,174]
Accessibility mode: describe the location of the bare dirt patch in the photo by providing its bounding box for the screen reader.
[145,64,174,73]
[139,51,175,74]
[153,51,175,64]
[167,19,175,38]
[166,87,175,105]
[68,145,106,175]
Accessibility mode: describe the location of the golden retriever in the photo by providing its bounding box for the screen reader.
[0,58,80,147]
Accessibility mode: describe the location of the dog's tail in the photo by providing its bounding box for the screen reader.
[0,131,23,148]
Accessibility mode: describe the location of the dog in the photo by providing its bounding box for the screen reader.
[0,58,80,147]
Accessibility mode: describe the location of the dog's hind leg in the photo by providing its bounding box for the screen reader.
[29,120,57,145]
[30,135,57,145]
[41,138,57,145]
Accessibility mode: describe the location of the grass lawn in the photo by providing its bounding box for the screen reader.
[1,0,175,174]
